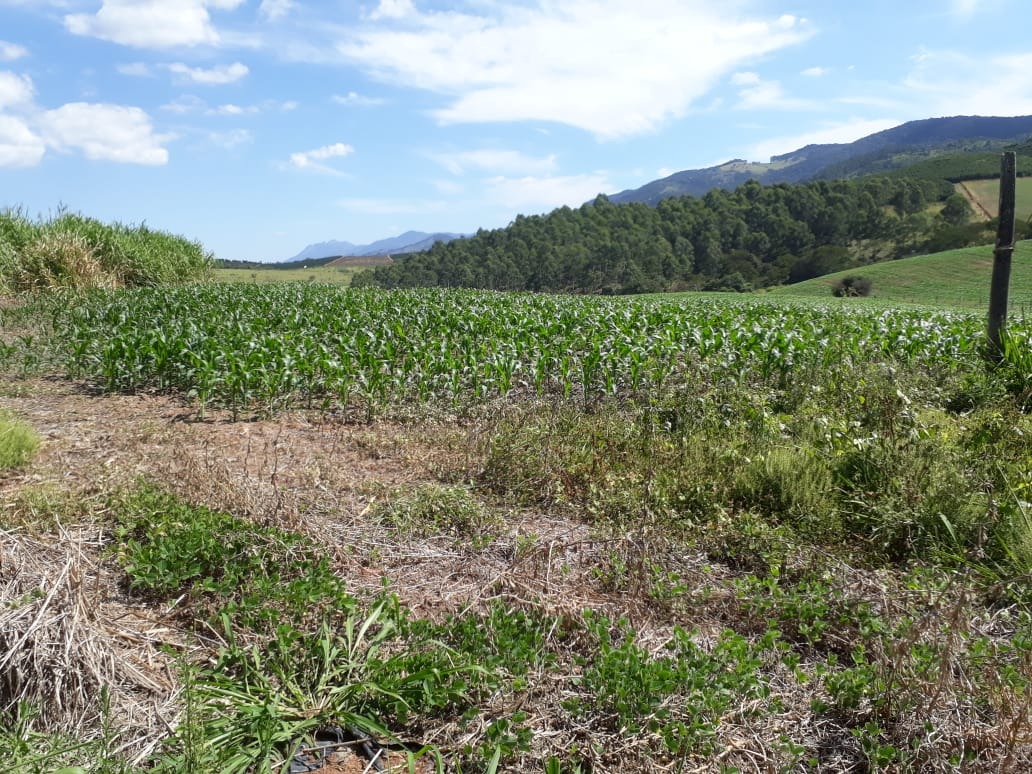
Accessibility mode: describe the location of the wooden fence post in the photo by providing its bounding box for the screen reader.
[987,151,1017,361]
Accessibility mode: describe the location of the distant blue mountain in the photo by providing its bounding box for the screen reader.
[287,231,465,262]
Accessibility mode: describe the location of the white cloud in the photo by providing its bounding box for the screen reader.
[161,94,207,113]
[168,61,248,84]
[38,103,171,164]
[801,66,827,77]
[0,41,28,61]
[162,95,294,114]
[214,103,255,115]
[747,118,901,162]
[483,173,611,210]
[903,49,1032,116]
[0,70,34,110]
[65,0,246,49]
[289,142,354,174]
[332,91,385,107]
[117,62,154,77]
[731,70,814,110]
[259,0,293,21]
[0,114,45,167]
[338,1,811,139]
[368,0,414,21]
[431,149,558,176]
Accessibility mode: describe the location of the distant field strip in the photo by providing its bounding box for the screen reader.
[52,285,1021,417]
[957,178,1032,221]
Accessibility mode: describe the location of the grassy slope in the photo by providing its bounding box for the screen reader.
[959,177,1032,220]
[768,240,1032,311]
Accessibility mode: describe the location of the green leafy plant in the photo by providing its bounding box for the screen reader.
[155,599,473,773]
[563,612,769,755]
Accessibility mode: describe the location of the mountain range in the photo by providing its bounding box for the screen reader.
[610,114,1032,205]
[286,231,466,262]
[288,115,1032,264]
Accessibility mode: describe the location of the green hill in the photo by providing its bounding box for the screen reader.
[767,240,1032,311]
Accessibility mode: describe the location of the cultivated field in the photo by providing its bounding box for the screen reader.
[957,178,1032,221]
[2,284,1031,772]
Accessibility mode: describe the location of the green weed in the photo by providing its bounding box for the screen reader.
[0,411,39,471]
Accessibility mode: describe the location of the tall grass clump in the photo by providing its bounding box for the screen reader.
[0,208,212,291]
[0,411,39,470]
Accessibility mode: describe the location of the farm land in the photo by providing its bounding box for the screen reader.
[2,270,1032,772]
[958,177,1032,221]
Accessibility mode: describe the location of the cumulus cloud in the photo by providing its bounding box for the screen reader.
[168,61,249,84]
[65,0,246,49]
[431,149,557,176]
[38,103,171,164]
[259,0,294,21]
[289,142,354,174]
[801,66,827,77]
[0,114,45,167]
[0,41,28,61]
[339,1,811,139]
[0,70,34,110]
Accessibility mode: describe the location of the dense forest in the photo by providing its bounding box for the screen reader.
[354,176,1010,294]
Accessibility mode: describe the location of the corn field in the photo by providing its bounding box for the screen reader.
[52,284,1028,417]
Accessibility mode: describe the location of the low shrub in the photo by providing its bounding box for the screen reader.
[832,275,873,297]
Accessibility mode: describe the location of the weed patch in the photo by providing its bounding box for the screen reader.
[0,410,39,471]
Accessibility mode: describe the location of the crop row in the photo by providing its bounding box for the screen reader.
[54,284,1015,416]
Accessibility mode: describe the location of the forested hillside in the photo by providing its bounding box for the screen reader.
[354,176,1001,294]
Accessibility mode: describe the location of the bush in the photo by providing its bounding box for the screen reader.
[832,275,872,297]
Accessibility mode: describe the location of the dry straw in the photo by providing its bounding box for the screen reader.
[0,524,184,765]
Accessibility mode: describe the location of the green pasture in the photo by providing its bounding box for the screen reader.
[959,177,1032,221]
[770,240,1032,311]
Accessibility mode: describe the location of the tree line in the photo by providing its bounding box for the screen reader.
[352,176,1011,295]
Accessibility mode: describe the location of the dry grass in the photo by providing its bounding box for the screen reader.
[0,523,187,765]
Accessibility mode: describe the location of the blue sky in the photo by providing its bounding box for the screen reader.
[1,0,1031,262]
